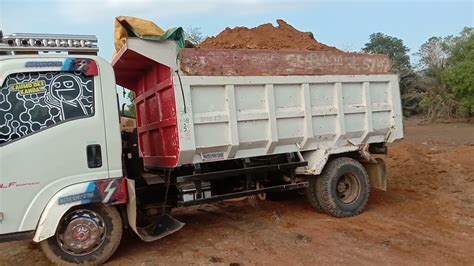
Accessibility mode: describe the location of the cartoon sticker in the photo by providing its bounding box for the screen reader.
[0,71,94,144]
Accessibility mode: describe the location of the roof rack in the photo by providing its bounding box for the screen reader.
[0,32,99,55]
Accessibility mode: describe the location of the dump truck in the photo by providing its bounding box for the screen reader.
[0,31,403,264]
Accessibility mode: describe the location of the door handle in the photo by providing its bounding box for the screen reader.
[86,144,102,168]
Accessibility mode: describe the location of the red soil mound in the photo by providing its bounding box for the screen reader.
[200,19,340,52]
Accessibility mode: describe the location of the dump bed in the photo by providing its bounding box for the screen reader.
[112,38,403,171]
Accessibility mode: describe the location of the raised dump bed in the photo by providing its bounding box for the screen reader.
[112,38,403,172]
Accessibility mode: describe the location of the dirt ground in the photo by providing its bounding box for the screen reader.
[1,119,473,265]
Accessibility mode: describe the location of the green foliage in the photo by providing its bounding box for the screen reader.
[441,28,474,116]
[362,32,411,71]
[363,29,473,119]
[417,36,448,79]
[418,82,461,119]
[123,90,136,118]
[417,27,474,119]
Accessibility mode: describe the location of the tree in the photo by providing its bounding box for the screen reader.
[362,32,411,71]
[441,27,474,116]
[416,36,454,119]
[416,27,473,119]
[122,89,136,118]
[185,26,205,46]
[417,36,449,77]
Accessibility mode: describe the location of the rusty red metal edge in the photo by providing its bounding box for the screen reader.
[179,48,393,76]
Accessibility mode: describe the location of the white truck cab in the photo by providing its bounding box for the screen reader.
[0,33,127,264]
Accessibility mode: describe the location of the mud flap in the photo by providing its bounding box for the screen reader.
[126,179,185,242]
[136,214,185,241]
[363,158,388,191]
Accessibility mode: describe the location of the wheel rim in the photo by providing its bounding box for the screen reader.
[56,209,106,256]
[336,173,361,204]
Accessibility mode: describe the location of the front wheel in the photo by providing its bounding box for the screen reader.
[308,157,370,217]
[40,204,123,265]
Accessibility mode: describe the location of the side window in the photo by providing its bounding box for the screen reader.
[0,71,94,145]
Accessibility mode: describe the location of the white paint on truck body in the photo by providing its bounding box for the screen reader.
[175,74,404,174]
[120,38,404,174]
[0,55,123,236]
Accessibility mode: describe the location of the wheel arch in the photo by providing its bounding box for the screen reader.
[33,178,127,242]
[297,146,362,176]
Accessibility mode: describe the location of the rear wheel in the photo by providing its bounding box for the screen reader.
[40,204,123,265]
[308,157,370,217]
[305,176,324,212]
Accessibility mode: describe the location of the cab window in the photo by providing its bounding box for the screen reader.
[0,71,94,145]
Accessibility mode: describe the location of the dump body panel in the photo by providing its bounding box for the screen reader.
[112,39,403,170]
[113,43,180,167]
[176,75,403,166]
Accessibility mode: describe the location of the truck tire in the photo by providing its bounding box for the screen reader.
[311,157,370,217]
[305,177,324,212]
[40,204,123,265]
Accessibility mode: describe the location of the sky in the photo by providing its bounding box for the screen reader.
[1,0,473,63]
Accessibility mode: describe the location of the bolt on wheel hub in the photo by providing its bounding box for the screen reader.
[337,182,347,193]
[336,173,361,204]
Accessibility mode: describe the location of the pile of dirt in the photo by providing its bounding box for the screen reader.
[200,19,340,52]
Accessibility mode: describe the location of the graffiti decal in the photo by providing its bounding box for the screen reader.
[0,71,94,144]
[58,178,128,206]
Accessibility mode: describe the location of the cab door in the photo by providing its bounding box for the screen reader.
[0,57,109,234]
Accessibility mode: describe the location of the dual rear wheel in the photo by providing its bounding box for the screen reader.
[306,157,370,217]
